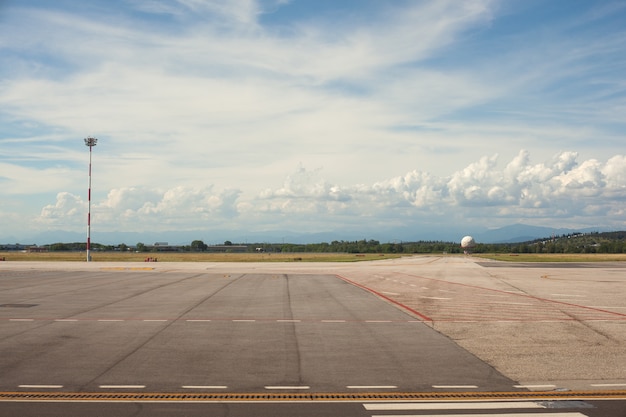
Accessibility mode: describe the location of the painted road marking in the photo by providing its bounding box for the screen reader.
[277,319,301,322]
[54,319,78,322]
[590,383,626,387]
[99,385,146,389]
[364,401,546,410]
[420,296,452,300]
[10,318,33,321]
[432,385,478,389]
[321,320,346,323]
[143,319,168,322]
[368,413,589,417]
[514,384,557,389]
[18,385,63,389]
[98,319,124,322]
[186,319,212,322]
[182,385,228,389]
[265,386,310,390]
[232,319,256,322]
[347,385,397,389]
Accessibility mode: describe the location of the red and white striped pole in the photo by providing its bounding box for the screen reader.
[84,137,97,262]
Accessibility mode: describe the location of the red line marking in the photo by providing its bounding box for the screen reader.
[396,271,626,319]
[336,274,433,322]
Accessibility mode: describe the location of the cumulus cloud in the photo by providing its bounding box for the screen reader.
[35,150,625,235]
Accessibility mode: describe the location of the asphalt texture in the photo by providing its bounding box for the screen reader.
[1,256,625,417]
[0,271,515,393]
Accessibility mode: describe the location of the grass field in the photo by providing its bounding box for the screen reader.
[0,251,404,263]
[1,251,625,263]
[474,253,626,262]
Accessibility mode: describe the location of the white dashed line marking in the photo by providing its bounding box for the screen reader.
[54,319,78,322]
[143,319,168,322]
[182,385,228,389]
[321,320,346,323]
[432,385,478,389]
[277,319,301,322]
[98,319,124,322]
[514,384,556,389]
[99,385,146,389]
[18,385,63,389]
[265,386,310,390]
[347,385,397,389]
[232,319,256,322]
[10,319,33,322]
[186,319,212,322]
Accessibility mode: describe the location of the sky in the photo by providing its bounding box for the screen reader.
[1,0,625,245]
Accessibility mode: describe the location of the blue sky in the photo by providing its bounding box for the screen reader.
[1,0,625,244]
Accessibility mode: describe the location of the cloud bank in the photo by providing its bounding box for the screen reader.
[35,150,626,240]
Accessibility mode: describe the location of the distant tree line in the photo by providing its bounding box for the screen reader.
[4,231,624,254]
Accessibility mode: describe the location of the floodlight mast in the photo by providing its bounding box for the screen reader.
[84,137,97,262]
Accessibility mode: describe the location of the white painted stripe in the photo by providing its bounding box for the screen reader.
[370,413,588,417]
[382,291,400,296]
[55,319,78,322]
[552,294,585,297]
[277,319,301,322]
[99,385,146,389]
[18,385,63,389]
[265,386,310,390]
[143,319,168,322]
[181,385,227,389]
[98,319,124,322]
[364,401,545,410]
[186,319,212,322]
[365,320,392,323]
[10,318,34,321]
[591,383,626,387]
[514,384,556,389]
[488,301,534,305]
[419,296,452,300]
[232,319,256,322]
[321,320,346,323]
[347,385,397,389]
[432,385,478,389]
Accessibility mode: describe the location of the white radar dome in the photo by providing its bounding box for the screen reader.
[460,236,476,248]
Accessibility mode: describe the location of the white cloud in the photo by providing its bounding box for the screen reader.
[32,150,625,235]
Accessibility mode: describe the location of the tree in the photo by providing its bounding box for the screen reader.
[136,242,146,252]
[190,240,208,252]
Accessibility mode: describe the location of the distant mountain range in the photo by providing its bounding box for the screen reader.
[1,224,612,246]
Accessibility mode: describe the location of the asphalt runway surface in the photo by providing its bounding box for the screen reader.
[1,256,625,416]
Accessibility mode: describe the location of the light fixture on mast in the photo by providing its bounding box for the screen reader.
[84,137,97,262]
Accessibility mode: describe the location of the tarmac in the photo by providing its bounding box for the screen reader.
[1,255,625,392]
